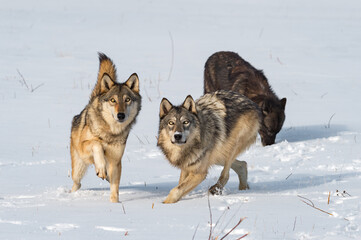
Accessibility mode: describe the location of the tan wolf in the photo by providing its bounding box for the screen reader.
[70,53,141,203]
[204,51,286,146]
[157,90,261,203]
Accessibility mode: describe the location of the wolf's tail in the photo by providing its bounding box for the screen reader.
[90,52,117,101]
[97,52,117,82]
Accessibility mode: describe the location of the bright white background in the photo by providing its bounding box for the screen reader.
[1,1,360,239]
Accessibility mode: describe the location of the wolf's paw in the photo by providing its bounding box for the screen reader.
[96,167,107,180]
[209,184,223,195]
[163,197,177,204]
[239,183,249,190]
[163,191,179,204]
[110,194,119,203]
[71,183,81,192]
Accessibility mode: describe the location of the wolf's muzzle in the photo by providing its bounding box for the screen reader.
[174,133,182,141]
[172,132,186,144]
[117,112,126,122]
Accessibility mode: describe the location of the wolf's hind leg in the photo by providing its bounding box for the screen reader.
[231,159,249,190]
[71,151,89,192]
[209,162,232,195]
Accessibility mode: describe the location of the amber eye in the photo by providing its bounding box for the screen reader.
[110,98,116,103]
[183,120,190,125]
[125,97,131,103]
[168,121,175,126]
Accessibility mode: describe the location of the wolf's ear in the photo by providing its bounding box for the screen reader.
[182,95,197,114]
[260,100,270,116]
[280,98,287,110]
[100,73,115,94]
[159,98,173,119]
[125,73,139,93]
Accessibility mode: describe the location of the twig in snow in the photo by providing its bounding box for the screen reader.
[297,195,333,216]
[207,193,213,240]
[220,205,242,236]
[31,83,45,92]
[121,202,126,214]
[320,92,328,98]
[167,31,174,82]
[236,233,249,240]
[192,223,200,240]
[134,134,145,145]
[206,194,247,239]
[143,135,150,144]
[336,189,351,197]
[16,68,44,92]
[220,217,247,240]
[16,68,30,90]
[157,73,162,99]
[285,173,292,180]
[325,113,336,129]
[327,192,331,204]
[293,217,297,231]
[213,206,230,232]
[143,84,152,102]
[343,190,351,197]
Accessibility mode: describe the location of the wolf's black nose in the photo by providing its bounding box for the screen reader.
[174,133,182,141]
[117,113,125,121]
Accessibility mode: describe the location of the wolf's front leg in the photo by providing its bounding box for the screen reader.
[92,142,107,180]
[107,161,122,203]
[178,169,189,184]
[209,162,232,195]
[164,172,206,204]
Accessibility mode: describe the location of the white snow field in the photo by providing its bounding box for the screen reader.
[1,0,361,239]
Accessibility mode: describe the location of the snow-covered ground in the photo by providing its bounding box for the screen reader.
[1,0,361,239]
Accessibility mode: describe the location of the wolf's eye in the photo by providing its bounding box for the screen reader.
[168,121,175,126]
[183,120,190,125]
[125,97,131,103]
[110,98,116,103]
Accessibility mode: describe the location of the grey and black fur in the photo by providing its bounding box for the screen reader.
[204,51,286,146]
[157,90,261,203]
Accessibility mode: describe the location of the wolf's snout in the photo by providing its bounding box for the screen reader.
[260,133,276,146]
[117,112,126,121]
[174,133,182,141]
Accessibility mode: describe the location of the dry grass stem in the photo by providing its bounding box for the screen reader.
[220,217,246,240]
[208,193,213,240]
[298,195,333,216]
[167,31,174,82]
[327,192,331,205]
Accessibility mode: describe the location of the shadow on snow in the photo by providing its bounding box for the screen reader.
[276,124,348,143]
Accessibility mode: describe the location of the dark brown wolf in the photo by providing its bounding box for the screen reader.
[204,51,286,146]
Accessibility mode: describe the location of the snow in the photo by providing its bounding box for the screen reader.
[1,0,361,239]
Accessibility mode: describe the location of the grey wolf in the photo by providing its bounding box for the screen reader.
[157,90,261,203]
[70,53,141,203]
[204,51,286,146]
